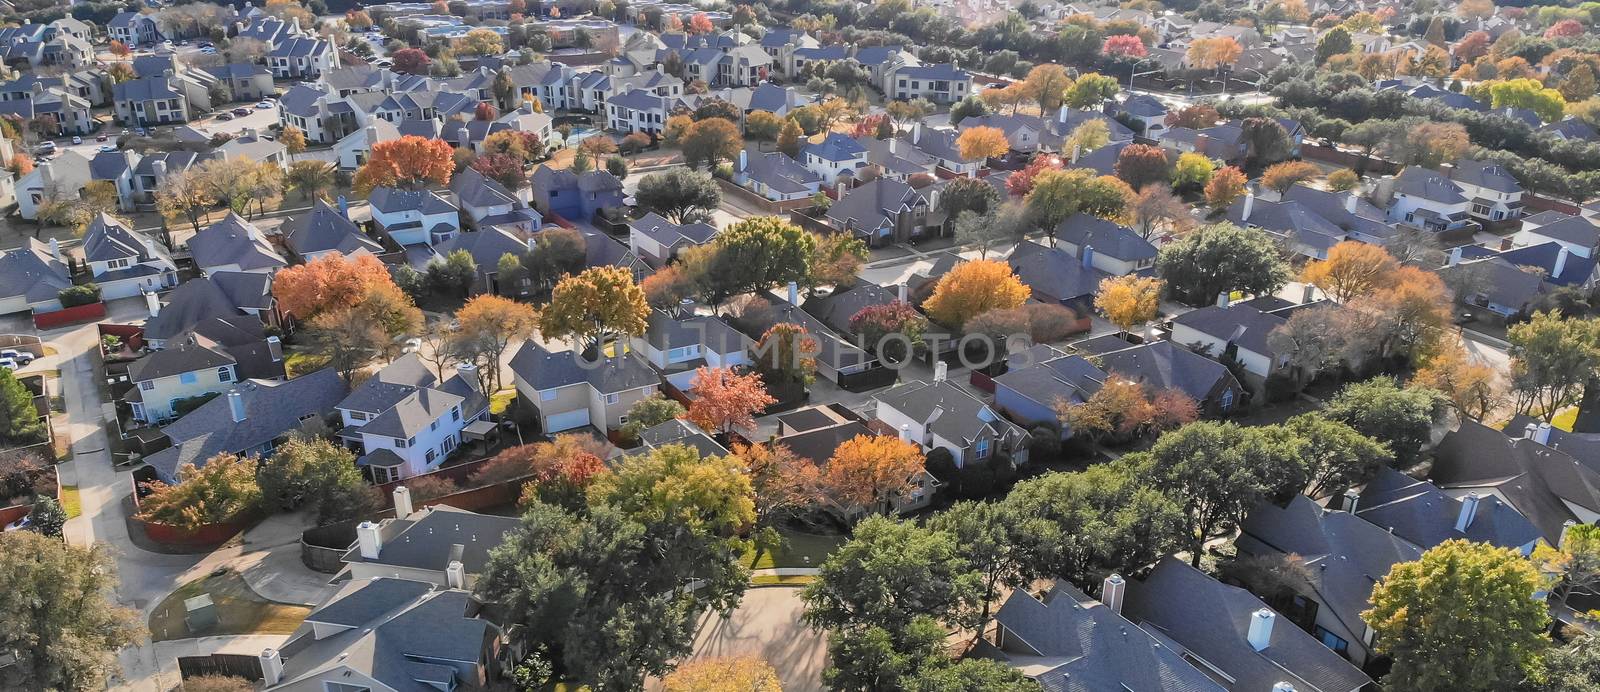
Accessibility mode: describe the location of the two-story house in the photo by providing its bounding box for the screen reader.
[80,213,178,300]
[1448,158,1524,224]
[1377,166,1474,234]
[451,167,542,231]
[508,342,660,434]
[281,198,382,262]
[802,133,869,186]
[731,148,822,202]
[369,187,461,248]
[112,73,213,125]
[337,355,488,483]
[1168,300,1291,381]
[886,63,971,103]
[107,12,162,46]
[188,213,287,276]
[126,327,286,424]
[268,37,339,80]
[627,212,718,268]
[629,310,751,393]
[1054,214,1158,276]
[874,373,1030,468]
[529,165,623,222]
[200,64,275,103]
[826,178,941,247]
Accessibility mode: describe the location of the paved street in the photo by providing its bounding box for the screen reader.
[667,587,828,692]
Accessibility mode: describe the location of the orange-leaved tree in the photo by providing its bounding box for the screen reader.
[272,252,397,320]
[1095,275,1164,333]
[1204,166,1248,208]
[537,265,649,352]
[1301,240,1400,303]
[818,434,925,520]
[957,125,1010,161]
[352,135,455,195]
[687,366,776,436]
[753,322,818,386]
[456,294,539,392]
[923,259,1031,329]
[1186,36,1243,71]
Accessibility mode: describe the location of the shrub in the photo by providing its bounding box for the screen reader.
[924,447,958,486]
[136,453,261,529]
[171,392,220,418]
[58,283,100,308]
[0,449,47,501]
[405,474,459,501]
[27,496,65,537]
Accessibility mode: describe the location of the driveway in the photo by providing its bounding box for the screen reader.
[667,587,828,692]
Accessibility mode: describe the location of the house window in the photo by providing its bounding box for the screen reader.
[1220,389,1235,410]
[1472,202,1491,216]
[606,392,619,405]
[394,437,408,448]
[217,367,232,382]
[179,372,197,385]
[540,390,557,401]
[372,465,398,483]
[140,380,154,391]
[430,420,438,431]
[975,439,991,459]
[350,411,367,421]
[1315,626,1350,658]
[1405,212,1415,222]
[107,258,130,269]
[451,406,460,421]
[426,448,437,463]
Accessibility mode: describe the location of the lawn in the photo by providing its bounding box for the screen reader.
[58,485,80,519]
[752,574,816,586]
[147,570,311,642]
[282,350,330,378]
[743,530,846,570]
[489,389,517,415]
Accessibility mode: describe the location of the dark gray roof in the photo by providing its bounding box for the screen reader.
[1430,419,1600,544]
[340,504,519,574]
[303,577,432,628]
[736,148,820,195]
[628,212,717,249]
[143,369,349,482]
[1357,466,1542,551]
[449,166,519,209]
[984,582,1224,692]
[359,380,474,440]
[800,279,898,335]
[640,310,748,355]
[1394,166,1467,204]
[995,353,1107,409]
[1056,214,1156,262]
[369,187,457,215]
[127,333,235,382]
[88,150,134,181]
[1092,340,1238,404]
[634,419,728,458]
[1448,158,1521,194]
[82,213,157,263]
[1123,557,1373,692]
[1525,214,1600,247]
[283,199,382,258]
[112,75,181,102]
[414,226,528,272]
[340,354,436,413]
[209,270,274,311]
[826,178,929,234]
[1170,304,1286,357]
[508,342,658,394]
[1006,240,1107,304]
[144,277,249,341]
[189,213,286,272]
[874,379,1024,446]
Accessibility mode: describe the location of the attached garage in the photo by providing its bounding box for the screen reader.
[543,408,591,433]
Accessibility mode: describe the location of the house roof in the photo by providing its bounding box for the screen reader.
[737,149,820,195]
[1055,214,1156,262]
[369,187,457,216]
[632,418,728,458]
[639,310,748,354]
[1092,340,1239,404]
[341,504,519,573]
[1394,166,1467,204]
[283,199,382,257]
[805,132,867,162]
[508,342,658,394]
[628,212,717,249]
[1357,466,1542,551]
[127,332,236,382]
[1524,213,1600,248]
[994,352,1107,410]
[825,178,927,234]
[1170,304,1286,357]
[1448,158,1522,194]
[189,212,286,272]
[1429,419,1600,544]
[143,276,249,341]
[875,379,1023,447]
[800,279,899,335]
[1122,557,1373,692]
[143,369,349,482]
[414,226,528,272]
[82,213,159,263]
[1006,239,1106,304]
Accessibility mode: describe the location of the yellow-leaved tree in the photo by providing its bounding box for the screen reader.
[922,259,1031,329]
[1095,275,1164,333]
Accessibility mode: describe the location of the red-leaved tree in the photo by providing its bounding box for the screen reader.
[1103,34,1148,58]
[687,366,775,436]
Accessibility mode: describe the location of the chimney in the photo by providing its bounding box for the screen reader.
[1071,144,1081,165]
[738,148,747,171]
[38,161,52,190]
[290,16,301,33]
[48,237,60,262]
[446,560,466,588]
[1081,245,1094,268]
[1241,186,1255,221]
[260,649,284,686]
[1300,283,1315,304]
[267,336,282,362]
[888,138,896,155]
[1555,246,1570,279]
[898,423,911,443]
[1344,488,1360,513]
[1447,246,1462,267]
[1455,492,1481,533]
[1247,608,1275,652]
[151,158,167,182]
[1102,573,1125,613]
[392,485,413,517]
[1536,422,1552,445]
[337,194,349,219]
[365,125,378,147]
[145,290,160,318]
[897,282,908,302]
[1217,291,1230,308]
[934,360,947,382]
[911,121,922,143]
[1344,190,1358,214]
[1525,422,1540,440]
[356,520,383,559]
[786,281,798,305]
[228,390,246,422]
[1057,104,1068,124]
[456,362,479,390]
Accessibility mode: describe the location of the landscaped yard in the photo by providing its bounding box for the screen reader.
[147,570,311,642]
[282,350,330,378]
[489,389,517,415]
[58,485,80,519]
[743,529,846,570]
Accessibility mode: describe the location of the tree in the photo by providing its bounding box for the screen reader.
[850,300,928,362]
[1535,523,1600,611]
[1095,275,1163,333]
[308,304,389,383]
[108,39,129,57]
[469,434,608,501]
[1323,377,1443,467]
[1260,160,1319,194]
[25,496,65,537]
[939,176,999,218]
[752,322,818,387]
[1024,168,1133,235]
[1363,540,1549,692]
[0,532,143,690]
[1204,166,1247,208]
[711,216,815,298]
[427,249,478,297]
[1062,73,1120,109]
[1325,168,1360,193]
[683,366,773,436]
[776,118,803,158]
[1103,34,1147,58]
[5,153,31,178]
[744,109,782,141]
[1130,421,1301,566]
[1166,104,1221,130]
[1128,184,1193,239]
[0,368,43,447]
[1300,240,1400,303]
[635,168,719,223]
[1545,18,1585,39]
[286,160,336,201]
[680,117,742,169]
[662,656,781,692]
[1064,119,1110,154]
[950,210,1009,260]
[949,94,990,126]
[1283,412,1391,498]
[1004,460,1185,586]
[924,259,1030,328]
[810,435,927,520]
[1020,64,1073,112]
[807,232,868,290]
[1508,311,1600,418]
[352,135,455,194]
[458,28,503,55]
[956,125,1009,161]
[137,453,262,528]
[539,266,649,353]
[471,153,526,191]
[391,47,431,74]
[150,169,212,232]
[1561,64,1599,103]
[280,125,307,157]
[1186,36,1242,70]
[1455,31,1491,64]
[1489,78,1567,123]
[273,252,398,321]
[1412,339,1504,422]
[1240,117,1292,167]
[927,501,1036,647]
[803,515,983,636]
[1156,222,1290,305]
[618,395,686,443]
[1055,378,1197,444]
[458,294,539,391]
[1541,637,1600,692]
[1316,26,1352,65]
[1113,143,1170,190]
[1170,151,1214,192]
[257,437,378,524]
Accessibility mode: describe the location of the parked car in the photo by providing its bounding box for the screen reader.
[0,359,18,371]
[254,101,272,109]
[70,136,81,145]
[134,127,146,136]
[231,107,250,116]
[2,349,36,365]
[216,112,233,121]
[34,141,55,155]
[96,133,108,142]
[97,144,116,152]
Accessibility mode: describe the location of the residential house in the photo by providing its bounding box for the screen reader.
[280,198,382,262]
[1515,211,1599,258]
[200,64,274,103]
[886,63,971,103]
[452,167,542,232]
[1077,337,1247,414]
[736,286,891,391]
[629,310,751,392]
[626,212,717,268]
[337,355,489,482]
[80,213,177,300]
[126,327,285,424]
[335,121,399,171]
[1114,93,1169,137]
[16,151,90,220]
[627,417,728,458]
[277,84,359,145]
[142,369,349,483]
[800,278,899,341]
[992,345,1107,436]
[1169,301,1290,380]
[802,132,869,186]
[130,151,198,210]
[143,274,278,348]
[1447,158,1524,223]
[826,178,943,247]
[342,500,519,589]
[107,12,162,46]
[215,132,288,170]
[0,83,94,136]
[854,134,938,182]
[1121,557,1373,692]
[529,165,623,221]
[1237,495,1423,667]
[1375,166,1474,235]
[508,341,660,434]
[981,580,1226,692]
[268,37,339,80]
[112,73,213,125]
[1054,214,1157,276]
[875,375,1030,468]
[1428,419,1600,546]
[369,187,461,248]
[188,213,287,275]
[0,238,71,314]
[1005,240,1105,323]
[1354,466,1543,554]
[604,87,675,134]
[957,113,1052,154]
[414,227,532,295]
[731,148,822,202]
[772,403,936,513]
[908,125,983,178]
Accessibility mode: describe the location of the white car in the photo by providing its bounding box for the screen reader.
[70,136,81,145]
[0,359,18,371]
[255,101,273,109]
[1,349,34,365]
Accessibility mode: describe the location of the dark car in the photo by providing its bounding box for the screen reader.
[231,107,251,117]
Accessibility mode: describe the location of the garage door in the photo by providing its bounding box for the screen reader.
[544,409,591,433]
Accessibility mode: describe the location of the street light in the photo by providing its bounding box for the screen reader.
[1127,56,1160,94]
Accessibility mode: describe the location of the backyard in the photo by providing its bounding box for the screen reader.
[147,569,311,642]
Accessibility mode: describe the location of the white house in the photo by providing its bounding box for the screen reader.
[629,310,751,392]
[873,373,1030,468]
[1168,302,1289,379]
[337,355,488,483]
[1379,167,1474,234]
[803,133,869,185]
[80,213,178,300]
[1447,158,1524,223]
[368,187,461,248]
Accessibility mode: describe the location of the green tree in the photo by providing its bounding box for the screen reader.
[802,516,985,635]
[635,168,720,223]
[257,437,379,524]
[1156,222,1291,305]
[26,496,66,537]
[712,216,816,297]
[1171,151,1215,191]
[1533,523,1600,610]
[1240,116,1292,167]
[0,367,43,446]
[927,501,1035,646]
[744,109,783,141]
[949,94,990,126]
[1323,378,1444,467]
[0,532,143,690]
[1363,540,1549,692]
[680,117,742,169]
[1061,73,1119,109]
[1541,637,1600,692]
[427,248,478,296]
[539,265,650,352]
[618,395,686,443]
[286,160,336,201]
[1508,311,1600,419]
[1002,461,1185,585]
[1489,78,1568,124]
[1023,168,1132,237]
[1281,413,1391,498]
[1316,26,1352,64]
[938,176,1000,218]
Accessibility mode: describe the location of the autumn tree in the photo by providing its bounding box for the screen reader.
[1020,63,1073,112]
[352,135,455,194]
[458,295,539,391]
[635,168,719,223]
[391,47,431,74]
[1170,151,1214,192]
[816,435,925,519]
[286,160,336,201]
[776,118,803,157]
[956,125,1009,161]
[538,266,649,353]
[136,453,261,528]
[1062,73,1119,109]
[1095,275,1163,333]
[1103,34,1147,58]
[273,252,398,320]
[923,259,1031,328]
[1166,104,1220,130]
[1024,168,1133,235]
[1260,160,1320,193]
[1129,184,1193,239]
[1064,119,1110,154]
[686,366,775,436]
[279,125,307,156]
[1489,78,1567,123]
[744,109,783,141]
[1113,143,1170,190]
[1055,378,1197,444]
[850,300,928,363]
[662,656,781,692]
[1410,339,1503,421]
[1006,154,1062,197]
[753,323,818,387]
[1204,166,1248,208]
[1186,36,1242,71]
[1300,240,1400,303]
[680,117,742,169]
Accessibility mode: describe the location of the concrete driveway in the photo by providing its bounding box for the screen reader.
[675,586,828,692]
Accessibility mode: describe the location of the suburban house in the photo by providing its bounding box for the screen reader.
[875,375,1031,468]
[771,403,937,515]
[267,37,339,80]
[17,151,92,221]
[1427,419,1600,546]
[1376,166,1474,235]
[415,227,533,296]
[826,178,942,247]
[529,166,623,222]
[802,133,869,186]
[281,199,383,262]
[112,73,213,126]
[1447,158,1524,224]
[107,12,162,46]
[1113,93,1170,136]
[629,310,752,393]
[80,213,178,300]
[992,346,1109,437]
[508,342,660,434]
[88,150,138,213]
[736,286,892,391]
[1121,557,1373,692]
[188,213,287,276]
[0,238,72,314]
[200,64,275,103]
[886,62,971,103]
[141,274,278,349]
[1054,214,1158,276]
[1354,466,1543,555]
[342,499,520,588]
[982,579,1226,691]
[1515,211,1600,258]
[336,355,489,483]
[1075,336,1247,414]
[800,279,900,342]
[142,369,349,484]
[626,213,718,268]
[1237,495,1423,667]
[450,168,542,232]
[731,148,823,202]
[369,187,461,248]
[126,328,285,424]
[1006,240,1107,325]
[854,134,939,182]
[1168,301,1290,380]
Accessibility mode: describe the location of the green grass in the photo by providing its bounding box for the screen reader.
[490,389,517,415]
[743,530,846,570]
[147,570,310,642]
[283,350,330,379]
[752,574,816,586]
[58,485,80,519]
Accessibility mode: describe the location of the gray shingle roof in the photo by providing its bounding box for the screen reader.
[875,379,1023,446]
[143,369,349,482]
[369,187,458,216]
[127,333,235,382]
[1394,166,1467,204]
[340,504,519,574]
[143,276,248,341]
[1429,419,1600,544]
[508,342,658,394]
[1357,465,1542,551]
[189,213,286,272]
[1448,158,1522,194]
[1170,304,1286,358]
[1092,340,1238,405]
[1056,214,1156,262]
[283,199,382,257]
[1006,239,1107,304]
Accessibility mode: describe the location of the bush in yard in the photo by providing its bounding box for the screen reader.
[405,474,459,502]
[0,449,47,501]
[136,453,261,529]
[924,447,958,488]
[27,496,66,537]
[58,283,100,307]
[619,132,651,154]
